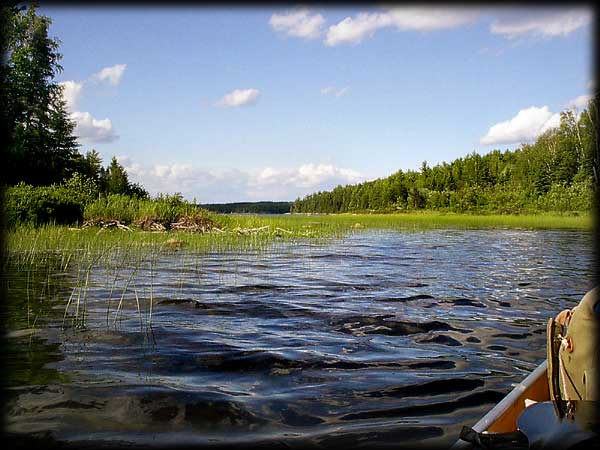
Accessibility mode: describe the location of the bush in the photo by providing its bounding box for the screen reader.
[62,172,100,205]
[479,185,535,213]
[4,182,84,227]
[535,180,594,212]
[84,192,210,226]
[83,194,139,224]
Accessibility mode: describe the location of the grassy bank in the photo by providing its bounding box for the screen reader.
[5,211,593,264]
[315,211,594,231]
[3,211,593,331]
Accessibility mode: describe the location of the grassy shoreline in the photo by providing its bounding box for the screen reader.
[286,211,593,230]
[3,211,593,331]
[4,211,593,263]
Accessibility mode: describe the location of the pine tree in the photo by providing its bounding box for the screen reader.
[106,157,130,195]
[3,4,80,186]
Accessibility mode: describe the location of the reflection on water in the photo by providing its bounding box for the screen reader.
[2,228,594,448]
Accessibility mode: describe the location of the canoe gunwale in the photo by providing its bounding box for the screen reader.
[451,359,549,449]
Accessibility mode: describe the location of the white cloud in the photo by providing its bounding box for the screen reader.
[58,68,123,144]
[387,7,479,31]
[70,111,118,143]
[92,64,127,86]
[270,8,326,39]
[325,12,392,46]
[480,106,561,146]
[291,163,362,188]
[59,80,83,111]
[320,86,349,97]
[490,9,591,39]
[325,8,478,46]
[117,159,366,203]
[274,8,588,46]
[566,94,592,110]
[215,88,260,108]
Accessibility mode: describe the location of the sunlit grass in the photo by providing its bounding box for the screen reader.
[4,211,593,279]
[2,211,593,332]
[5,211,592,265]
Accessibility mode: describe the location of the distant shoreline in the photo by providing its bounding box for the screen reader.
[200,201,292,214]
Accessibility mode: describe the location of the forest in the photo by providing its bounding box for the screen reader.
[2,4,598,228]
[292,105,598,214]
[201,202,292,214]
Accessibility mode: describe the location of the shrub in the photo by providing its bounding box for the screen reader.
[535,180,594,212]
[83,194,139,224]
[4,182,84,227]
[84,192,212,227]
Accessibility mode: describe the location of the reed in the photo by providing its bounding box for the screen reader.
[5,211,591,333]
[5,212,592,264]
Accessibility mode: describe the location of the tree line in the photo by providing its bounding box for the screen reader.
[201,202,292,214]
[2,4,597,224]
[292,105,598,214]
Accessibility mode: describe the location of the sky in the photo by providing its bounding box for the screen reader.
[41,5,593,203]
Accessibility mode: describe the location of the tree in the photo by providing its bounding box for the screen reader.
[100,156,148,198]
[104,157,130,195]
[79,149,103,181]
[3,4,80,186]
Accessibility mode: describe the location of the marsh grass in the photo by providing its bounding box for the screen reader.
[5,211,592,264]
[4,211,592,332]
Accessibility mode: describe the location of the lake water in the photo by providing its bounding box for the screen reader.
[2,228,594,448]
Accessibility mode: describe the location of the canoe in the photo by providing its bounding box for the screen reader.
[451,360,549,449]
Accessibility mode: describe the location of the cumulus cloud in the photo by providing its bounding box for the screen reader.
[325,12,393,46]
[291,163,363,188]
[92,63,127,86]
[274,8,588,46]
[320,86,349,97]
[59,80,83,111]
[270,8,326,39]
[480,106,561,146]
[58,67,124,144]
[325,8,478,46]
[566,94,592,110]
[215,89,260,108]
[489,9,591,39]
[117,159,366,203]
[387,7,479,31]
[70,111,118,143]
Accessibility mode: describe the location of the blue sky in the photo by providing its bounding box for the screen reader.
[41,6,593,203]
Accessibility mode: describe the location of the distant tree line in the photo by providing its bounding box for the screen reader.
[201,201,292,214]
[292,105,598,214]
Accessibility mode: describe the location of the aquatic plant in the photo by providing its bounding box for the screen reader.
[4,211,591,332]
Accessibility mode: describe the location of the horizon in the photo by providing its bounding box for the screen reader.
[42,5,593,203]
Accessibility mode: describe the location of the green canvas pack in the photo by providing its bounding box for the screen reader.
[548,287,599,402]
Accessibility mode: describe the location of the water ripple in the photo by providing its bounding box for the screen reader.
[3,228,593,448]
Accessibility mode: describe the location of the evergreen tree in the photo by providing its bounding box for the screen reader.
[79,149,103,182]
[3,4,80,186]
[105,157,130,195]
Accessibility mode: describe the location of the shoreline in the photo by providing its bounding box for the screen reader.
[4,212,593,264]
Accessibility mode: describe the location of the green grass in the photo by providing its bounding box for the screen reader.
[320,211,594,231]
[5,211,593,265]
[3,211,593,332]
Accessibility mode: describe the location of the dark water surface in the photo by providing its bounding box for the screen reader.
[2,229,594,448]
